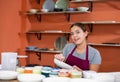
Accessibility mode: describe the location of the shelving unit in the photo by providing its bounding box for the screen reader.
[24,0,120,67]
[26,11,90,22]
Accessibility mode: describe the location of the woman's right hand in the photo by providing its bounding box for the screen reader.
[54,54,65,62]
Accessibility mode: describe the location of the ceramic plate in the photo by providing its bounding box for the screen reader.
[70,78,98,82]
[0,71,18,80]
[43,77,70,82]
[54,58,73,69]
[17,74,45,82]
[54,36,68,51]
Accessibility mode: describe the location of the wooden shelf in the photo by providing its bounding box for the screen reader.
[70,21,120,32]
[26,31,70,34]
[71,21,120,24]
[26,49,61,53]
[26,11,90,22]
[70,0,119,3]
[88,43,120,47]
[26,31,70,40]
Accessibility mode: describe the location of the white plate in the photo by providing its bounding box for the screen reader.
[43,77,70,82]
[54,36,68,51]
[70,78,98,82]
[0,70,18,80]
[54,58,73,69]
[17,74,45,82]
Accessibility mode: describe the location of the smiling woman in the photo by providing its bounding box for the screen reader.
[55,23,102,72]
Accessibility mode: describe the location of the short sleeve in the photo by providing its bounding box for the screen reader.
[90,50,102,64]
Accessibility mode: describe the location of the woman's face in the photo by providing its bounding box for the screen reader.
[70,25,88,45]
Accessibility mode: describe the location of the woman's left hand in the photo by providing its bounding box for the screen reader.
[72,65,83,71]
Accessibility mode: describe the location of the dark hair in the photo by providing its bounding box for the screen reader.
[70,23,87,32]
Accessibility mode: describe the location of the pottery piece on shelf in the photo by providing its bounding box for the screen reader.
[55,0,69,11]
[42,0,55,12]
[54,36,68,51]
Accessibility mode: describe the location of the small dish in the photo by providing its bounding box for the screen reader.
[54,8,63,12]
[41,9,49,12]
[67,8,76,11]
[26,46,37,50]
[77,7,89,12]
[29,9,38,14]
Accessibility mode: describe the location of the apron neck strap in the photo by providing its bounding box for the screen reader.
[86,45,89,60]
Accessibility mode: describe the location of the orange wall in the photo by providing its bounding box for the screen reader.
[0,0,21,62]
[0,0,120,72]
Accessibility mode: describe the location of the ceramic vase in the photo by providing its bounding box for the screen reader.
[42,0,55,12]
[55,0,68,11]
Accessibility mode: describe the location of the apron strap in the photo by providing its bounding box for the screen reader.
[86,45,88,60]
[71,46,77,54]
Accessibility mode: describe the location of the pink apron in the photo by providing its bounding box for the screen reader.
[65,45,89,70]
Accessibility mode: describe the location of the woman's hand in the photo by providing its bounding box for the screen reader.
[72,65,83,71]
[54,54,65,62]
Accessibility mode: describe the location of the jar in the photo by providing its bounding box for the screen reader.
[70,71,82,78]
[24,67,33,73]
[41,67,52,77]
[58,69,70,77]
[16,67,25,74]
[33,66,42,74]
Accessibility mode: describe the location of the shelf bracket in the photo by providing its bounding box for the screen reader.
[36,14,41,22]
[26,33,31,43]
[36,52,41,60]
[29,0,40,4]
[36,0,40,4]
[35,33,41,40]
[88,1,93,12]
[65,13,70,22]
[88,24,93,32]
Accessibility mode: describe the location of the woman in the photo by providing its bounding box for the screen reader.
[55,23,102,72]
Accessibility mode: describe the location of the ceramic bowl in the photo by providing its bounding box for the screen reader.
[26,46,37,50]
[92,73,115,82]
[41,9,49,12]
[29,9,38,14]
[77,7,89,12]
[54,8,63,12]
[0,71,18,80]
[67,8,76,11]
